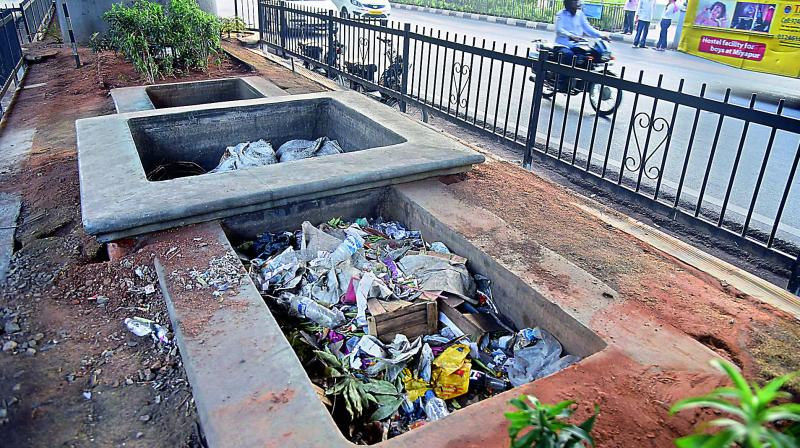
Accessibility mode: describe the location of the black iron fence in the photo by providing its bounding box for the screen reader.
[392,0,626,31]
[0,0,53,119]
[258,1,800,293]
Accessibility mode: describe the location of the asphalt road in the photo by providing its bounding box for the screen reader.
[221,2,800,245]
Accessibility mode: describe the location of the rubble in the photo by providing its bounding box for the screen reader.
[240,217,580,443]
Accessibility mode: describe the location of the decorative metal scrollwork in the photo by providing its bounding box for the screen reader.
[449,62,470,108]
[357,37,370,64]
[624,112,672,180]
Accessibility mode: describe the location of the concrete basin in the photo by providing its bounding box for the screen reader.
[110,76,286,113]
[77,91,485,242]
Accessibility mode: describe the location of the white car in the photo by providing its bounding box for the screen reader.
[331,0,391,23]
[284,0,339,34]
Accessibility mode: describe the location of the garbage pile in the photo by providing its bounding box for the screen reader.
[238,217,580,443]
[210,137,342,173]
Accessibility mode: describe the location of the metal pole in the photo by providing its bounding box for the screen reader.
[279,1,287,57]
[19,3,32,42]
[234,0,239,20]
[399,23,410,113]
[257,0,263,42]
[523,51,545,170]
[61,1,80,68]
[326,10,334,74]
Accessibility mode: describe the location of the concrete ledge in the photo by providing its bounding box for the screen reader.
[110,76,286,113]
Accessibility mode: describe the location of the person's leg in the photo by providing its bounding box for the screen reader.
[624,11,633,33]
[556,47,575,91]
[639,20,650,47]
[633,19,644,46]
[657,18,670,49]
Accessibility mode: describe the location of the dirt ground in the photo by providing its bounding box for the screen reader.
[1,29,798,448]
[0,35,254,446]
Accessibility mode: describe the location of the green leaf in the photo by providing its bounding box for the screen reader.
[710,359,753,405]
[370,396,404,421]
[756,372,797,405]
[674,430,738,448]
[361,380,398,396]
[670,398,747,420]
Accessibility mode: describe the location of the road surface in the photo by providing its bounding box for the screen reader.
[220,1,800,246]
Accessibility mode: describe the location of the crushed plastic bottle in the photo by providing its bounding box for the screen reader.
[281,293,345,328]
[328,227,365,267]
[124,317,169,344]
[423,390,449,421]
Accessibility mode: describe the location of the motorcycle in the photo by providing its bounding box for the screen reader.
[298,40,345,76]
[343,36,405,107]
[528,38,622,117]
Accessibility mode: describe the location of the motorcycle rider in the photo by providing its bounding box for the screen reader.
[554,0,610,89]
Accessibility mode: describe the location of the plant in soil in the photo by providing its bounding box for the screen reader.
[670,359,800,448]
[102,0,221,83]
[505,395,598,448]
[220,17,247,38]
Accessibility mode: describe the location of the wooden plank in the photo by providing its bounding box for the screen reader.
[367,298,386,316]
[381,299,413,313]
[377,312,428,334]
[425,301,438,335]
[373,301,429,323]
[438,298,482,338]
[381,322,431,342]
[367,316,377,337]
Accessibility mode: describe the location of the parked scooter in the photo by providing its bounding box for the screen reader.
[528,38,622,117]
[343,36,405,107]
[298,40,345,76]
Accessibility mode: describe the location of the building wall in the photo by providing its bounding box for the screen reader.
[56,0,218,45]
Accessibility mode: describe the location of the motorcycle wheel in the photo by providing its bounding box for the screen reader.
[529,73,556,99]
[589,82,622,117]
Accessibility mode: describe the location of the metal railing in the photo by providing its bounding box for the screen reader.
[258,1,800,293]
[0,0,54,119]
[391,0,626,31]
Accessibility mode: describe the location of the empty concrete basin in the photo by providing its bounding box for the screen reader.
[110,77,286,113]
[77,91,485,242]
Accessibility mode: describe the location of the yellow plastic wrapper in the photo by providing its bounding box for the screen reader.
[431,344,472,400]
[402,368,430,402]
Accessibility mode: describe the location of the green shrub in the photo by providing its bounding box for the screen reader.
[670,359,800,448]
[505,395,599,448]
[220,17,247,38]
[102,0,220,83]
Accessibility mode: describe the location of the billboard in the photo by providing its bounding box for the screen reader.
[679,0,800,77]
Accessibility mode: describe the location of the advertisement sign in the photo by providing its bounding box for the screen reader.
[679,0,800,77]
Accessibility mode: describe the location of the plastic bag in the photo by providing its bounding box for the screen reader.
[537,354,581,379]
[210,140,277,173]
[398,255,476,301]
[431,344,471,400]
[276,137,343,163]
[507,328,563,387]
[402,368,430,402]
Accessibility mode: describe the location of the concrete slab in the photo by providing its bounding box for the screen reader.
[110,76,287,113]
[77,91,484,242]
[0,193,20,283]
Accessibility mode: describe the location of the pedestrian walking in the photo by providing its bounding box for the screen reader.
[623,0,638,34]
[655,0,680,51]
[633,0,655,48]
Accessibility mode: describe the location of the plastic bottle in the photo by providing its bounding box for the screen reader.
[423,390,449,421]
[283,293,345,328]
[328,228,365,266]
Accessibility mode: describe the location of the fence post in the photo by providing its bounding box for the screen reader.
[325,10,336,71]
[399,22,410,113]
[257,0,264,42]
[789,256,800,296]
[234,0,239,20]
[279,1,287,57]
[61,1,80,68]
[523,51,546,170]
[19,3,32,42]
